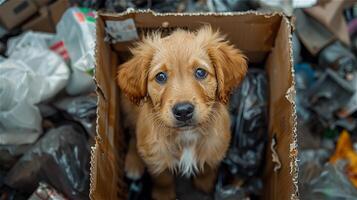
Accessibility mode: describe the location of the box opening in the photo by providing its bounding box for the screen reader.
[91,10,298,200]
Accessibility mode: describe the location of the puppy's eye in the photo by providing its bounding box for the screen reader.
[155,72,167,84]
[195,68,207,80]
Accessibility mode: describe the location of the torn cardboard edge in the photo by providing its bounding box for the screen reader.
[91,9,299,200]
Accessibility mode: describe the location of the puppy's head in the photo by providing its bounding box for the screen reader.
[117,26,247,129]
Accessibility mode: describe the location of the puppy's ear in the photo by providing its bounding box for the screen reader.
[117,36,158,104]
[197,26,248,104]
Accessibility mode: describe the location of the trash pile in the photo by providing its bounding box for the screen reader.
[0,0,357,199]
[0,1,97,199]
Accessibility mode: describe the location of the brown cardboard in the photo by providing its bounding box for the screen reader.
[304,0,357,46]
[49,0,69,24]
[22,0,69,33]
[91,10,298,200]
[22,7,54,32]
[0,0,38,30]
[33,0,52,7]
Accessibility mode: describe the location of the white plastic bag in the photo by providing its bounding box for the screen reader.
[6,31,55,56]
[9,48,70,102]
[57,7,96,95]
[0,60,42,145]
[0,42,69,145]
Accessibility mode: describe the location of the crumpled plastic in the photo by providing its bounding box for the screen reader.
[105,0,255,13]
[54,95,97,138]
[295,63,316,122]
[57,7,96,95]
[4,125,90,199]
[318,41,357,80]
[5,31,55,56]
[307,69,355,123]
[301,161,357,200]
[28,182,67,200]
[0,44,69,145]
[226,69,268,179]
[215,69,267,199]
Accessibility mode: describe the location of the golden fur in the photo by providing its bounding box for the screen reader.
[117,26,247,200]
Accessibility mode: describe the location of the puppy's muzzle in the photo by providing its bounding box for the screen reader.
[172,102,194,122]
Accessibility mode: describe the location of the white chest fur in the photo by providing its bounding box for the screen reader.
[176,130,200,177]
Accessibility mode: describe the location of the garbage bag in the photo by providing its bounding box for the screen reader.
[307,69,355,122]
[6,31,55,56]
[318,41,357,80]
[226,69,268,179]
[28,182,67,200]
[4,125,90,199]
[0,60,42,145]
[54,95,97,138]
[8,48,70,102]
[215,69,267,199]
[56,7,96,95]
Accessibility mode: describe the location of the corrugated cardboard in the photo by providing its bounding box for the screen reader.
[22,0,69,33]
[91,10,298,200]
[304,0,357,46]
[0,0,38,30]
[22,7,54,32]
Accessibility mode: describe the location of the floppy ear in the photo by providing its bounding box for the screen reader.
[117,37,157,104]
[197,26,248,104]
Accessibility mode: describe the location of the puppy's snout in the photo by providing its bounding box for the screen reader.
[172,102,194,122]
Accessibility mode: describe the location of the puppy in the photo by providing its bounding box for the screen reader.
[117,26,247,200]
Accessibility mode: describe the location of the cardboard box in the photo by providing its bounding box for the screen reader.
[32,0,52,7]
[0,0,38,30]
[22,7,54,32]
[22,0,69,33]
[91,10,298,200]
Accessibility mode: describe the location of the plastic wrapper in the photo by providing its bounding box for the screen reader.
[56,7,96,95]
[54,95,97,138]
[4,125,90,199]
[318,41,357,80]
[215,69,267,199]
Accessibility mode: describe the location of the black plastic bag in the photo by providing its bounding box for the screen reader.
[215,69,268,199]
[4,124,90,199]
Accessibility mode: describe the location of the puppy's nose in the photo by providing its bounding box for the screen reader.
[172,102,194,122]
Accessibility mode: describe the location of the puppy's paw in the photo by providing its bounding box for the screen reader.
[152,186,176,200]
[125,152,145,180]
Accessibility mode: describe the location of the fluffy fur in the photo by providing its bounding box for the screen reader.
[117,26,247,200]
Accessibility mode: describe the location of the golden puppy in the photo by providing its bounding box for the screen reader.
[117,26,247,200]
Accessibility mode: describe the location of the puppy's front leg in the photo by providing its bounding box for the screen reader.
[151,170,176,200]
[125,136,145,180]
[193,165,217,194]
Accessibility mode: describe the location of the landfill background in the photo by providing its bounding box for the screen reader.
[0,0,357,200]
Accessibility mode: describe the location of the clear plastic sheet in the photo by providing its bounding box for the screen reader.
[56,7,96,95]
[4,125,90,199]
